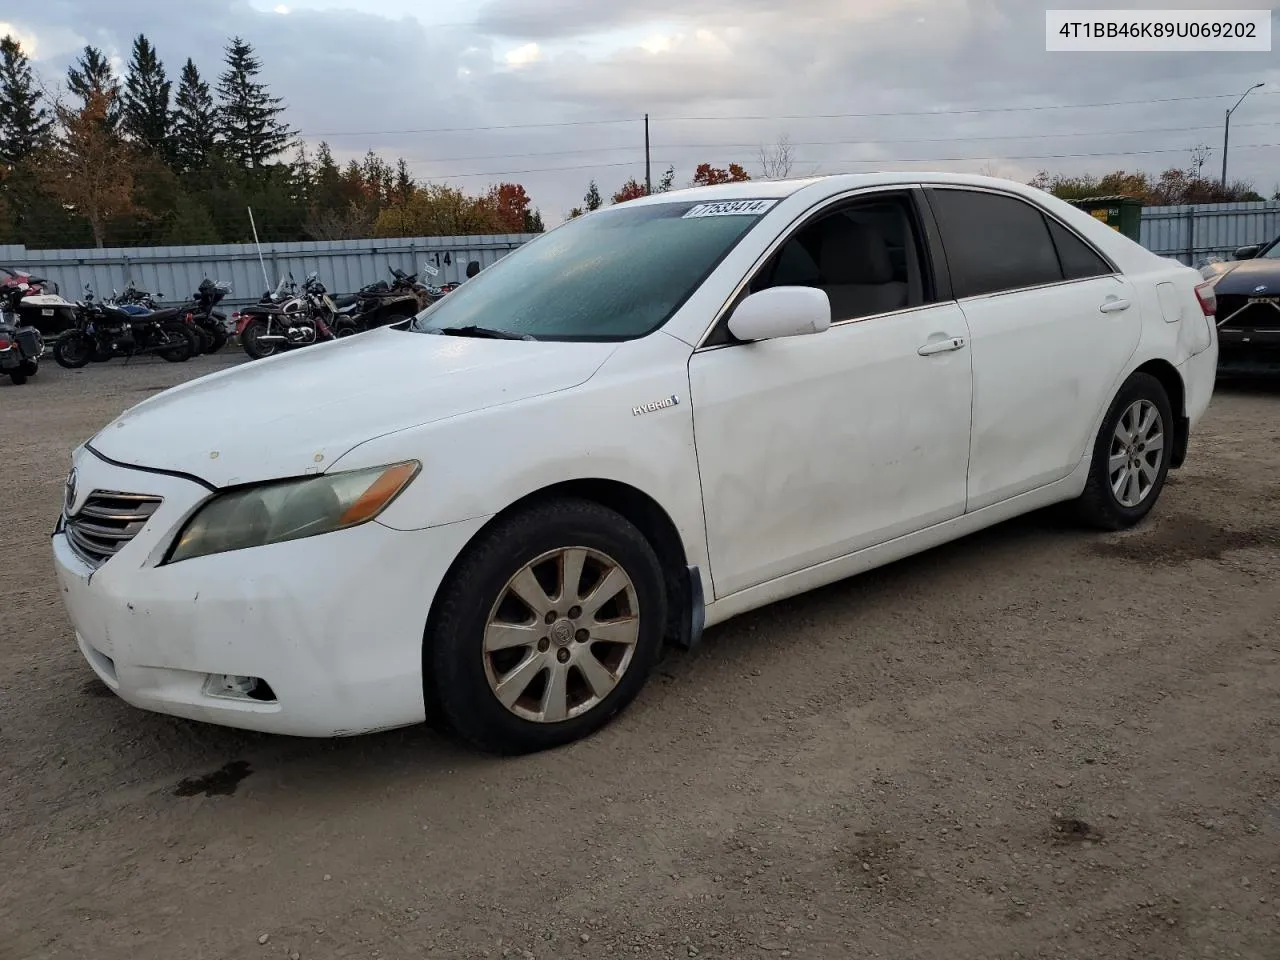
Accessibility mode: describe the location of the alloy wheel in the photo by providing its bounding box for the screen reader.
[483,547,641,724]
[1108,399,1165,508]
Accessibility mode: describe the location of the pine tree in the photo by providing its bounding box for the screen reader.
[172,58,216,172]
[216,37,293,170]
[0,35,53,166]
[66,45,120,129]
[584,180,602,211]
[121,35,172,158]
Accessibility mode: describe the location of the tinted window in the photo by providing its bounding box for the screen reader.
[928,189,1063,298]
[1046,217,1112,279]
[751,195,930,322]
[407,199,770,341]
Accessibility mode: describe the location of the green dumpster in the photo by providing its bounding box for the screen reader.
[1066,195,1144,242]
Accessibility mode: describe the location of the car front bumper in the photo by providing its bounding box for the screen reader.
[51,450,488,737]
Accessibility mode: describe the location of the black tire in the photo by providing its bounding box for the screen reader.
[191,325,216,355]
[333,318,358,338]
[157,323,198,362]
[1074,372,1175,531]
[8,369,27,385]
[427,498,668,755]
[203,327,228,354]
[240,318,277,360]
[54,333,93,369]
[21,359,37,376]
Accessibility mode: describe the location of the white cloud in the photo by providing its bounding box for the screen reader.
[504,42,542,66]
[274,4,291,14]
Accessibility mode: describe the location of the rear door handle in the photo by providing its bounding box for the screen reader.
[918,336,966,356]
[1099,298,1131,314]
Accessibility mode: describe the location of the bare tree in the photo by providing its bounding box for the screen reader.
[1188,143,1212,180]
[757,134,795,180]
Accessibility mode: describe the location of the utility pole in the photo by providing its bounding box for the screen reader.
[644,114,652,194]
[1222,82,1264,187]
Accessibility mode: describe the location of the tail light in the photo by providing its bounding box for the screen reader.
[1194,280,1217,317]
[0,338,11,350]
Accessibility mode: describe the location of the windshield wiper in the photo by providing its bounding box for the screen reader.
[431,325,536,341]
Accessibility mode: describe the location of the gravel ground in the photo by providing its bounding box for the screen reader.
[1,354,1278,960]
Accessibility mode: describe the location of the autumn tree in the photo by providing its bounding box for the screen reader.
[43,90,139,247]
[691,162,751,186]
[172,58,217,172]
[372,183,507,238]
[66,45,121,131]
[121,35,173,159]
[0,35,53,166]
[611,177,646,204]
[217,36,293,169]
[485,181,544,232]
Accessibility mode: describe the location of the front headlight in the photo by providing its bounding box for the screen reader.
[165,461,420,564]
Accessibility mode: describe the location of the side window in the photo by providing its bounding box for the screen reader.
[750,194,933,323]
[1045,217,1112,280]
[927,188,1063,298]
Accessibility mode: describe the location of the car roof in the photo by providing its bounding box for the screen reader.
[623,171,1057,206]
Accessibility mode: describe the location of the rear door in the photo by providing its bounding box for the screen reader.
[924,187,1142,512]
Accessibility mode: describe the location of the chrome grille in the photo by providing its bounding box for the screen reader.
[65,490,163,568]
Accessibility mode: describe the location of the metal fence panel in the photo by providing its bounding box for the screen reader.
[0,234,537,309]
[1139,200,1280,266]
[4,203,1278,299]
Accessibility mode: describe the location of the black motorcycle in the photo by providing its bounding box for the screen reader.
[0,284,45,385]
[238,273,357,361]
[113,279,231,355]
[340,264,436,332]
[53,289,199,368]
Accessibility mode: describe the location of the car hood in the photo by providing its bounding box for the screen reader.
[89,328,618,487]
[1202,257,1280,293]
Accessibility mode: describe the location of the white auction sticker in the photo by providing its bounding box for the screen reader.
[1046,9,1271,51]
[682,199,778,219]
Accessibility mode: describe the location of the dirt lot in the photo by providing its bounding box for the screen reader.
[1,354,1278,960]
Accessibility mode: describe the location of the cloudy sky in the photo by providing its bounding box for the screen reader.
[3,0,1279,222]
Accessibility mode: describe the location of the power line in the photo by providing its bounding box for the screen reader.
[395,142,1280,181]
[300,89,1278,138]
[392,119,1279,165]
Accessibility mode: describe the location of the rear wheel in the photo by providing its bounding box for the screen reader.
[203,327,228,354]
[157,323,198,362]
[427,498,667,755]
[1075,372,1174,530]
[240,318,278,360]
[21,359,37,377]
[8,369,27,385]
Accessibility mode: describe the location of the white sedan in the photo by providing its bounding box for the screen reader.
[52,173,1218,754]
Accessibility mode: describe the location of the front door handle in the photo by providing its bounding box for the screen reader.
[918,336,967,356]
[1099,298,1131,314]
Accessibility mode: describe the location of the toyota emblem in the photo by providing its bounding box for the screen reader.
[1255,285,1268,293]
[63,468,78,514]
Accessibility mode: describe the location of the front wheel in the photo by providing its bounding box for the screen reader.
[240,318,278,360]
[203,327,228,354]
[427,498,668,755]
[21,359,38,377]
[54,333,94,369]
[8,368,27,385]
[1074,372,1174,530]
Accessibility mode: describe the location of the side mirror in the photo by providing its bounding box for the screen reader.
[466,260,481,279]
[1233,244,1260,260]
[727,287,831,342]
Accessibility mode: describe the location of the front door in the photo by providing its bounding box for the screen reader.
[689,190,974,599]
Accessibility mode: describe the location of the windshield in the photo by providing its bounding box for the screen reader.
[407,198,776,341]
[1261,237,1280,259]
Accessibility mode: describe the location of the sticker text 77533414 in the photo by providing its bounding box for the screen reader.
[682,199,778,219]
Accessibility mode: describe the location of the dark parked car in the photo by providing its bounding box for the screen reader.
[1200,234,1280,366]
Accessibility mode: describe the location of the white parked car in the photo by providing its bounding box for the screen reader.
[52,173,1219,754]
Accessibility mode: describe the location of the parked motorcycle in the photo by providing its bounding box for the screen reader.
[53,288,199,368]
[340,264,436,332]
[1,266,79,338]
[0,283,45,384]
[237,273,357,361]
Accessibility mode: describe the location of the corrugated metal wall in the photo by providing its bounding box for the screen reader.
[3,201,1277,298]
[1139,200,1280,266]
[0,234,538,309]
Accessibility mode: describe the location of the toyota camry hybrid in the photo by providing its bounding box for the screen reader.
[52,173,1219,754]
